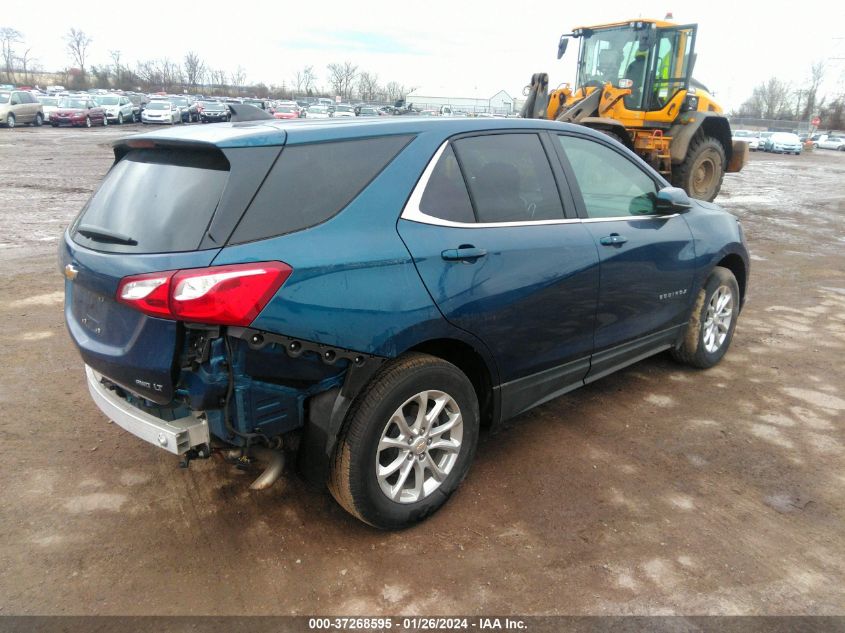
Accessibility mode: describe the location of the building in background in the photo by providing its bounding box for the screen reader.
[404,88,515,115]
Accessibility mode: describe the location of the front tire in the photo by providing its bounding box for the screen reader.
[672,266,740,369]
[117,113,123,124]
[329,353,479,529]
[6,113,15,128]
[34,112,43,127]
[672,134,726,202]
[85,116,92,128]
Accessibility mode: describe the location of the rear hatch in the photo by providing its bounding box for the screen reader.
[62,129,285,403]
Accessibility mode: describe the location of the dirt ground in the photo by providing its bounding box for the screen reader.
[0,125,843,616]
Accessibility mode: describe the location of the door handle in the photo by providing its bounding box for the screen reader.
[441,246,488,262]
[599,233,628,246]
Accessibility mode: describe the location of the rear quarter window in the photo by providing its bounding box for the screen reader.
[230,135,413,244]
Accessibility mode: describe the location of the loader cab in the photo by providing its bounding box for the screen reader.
[571,20,697,115]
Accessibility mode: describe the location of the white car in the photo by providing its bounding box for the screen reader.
[95,95,136,124]
[37,96,59,122]
[816,135,845,151]
[768,132,802,155]
[141,101,180,125]
[732,129,759,151]
[332,104,355,118]
[305,105,331,119]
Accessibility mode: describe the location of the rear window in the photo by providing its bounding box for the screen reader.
[230,135,412,244]
[72,148,229,253]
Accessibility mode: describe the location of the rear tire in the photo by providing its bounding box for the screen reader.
[85,116,91,128]
[329,353,479,529]
[34,112,43,127]
[671,266,740,369]
[672,134,726,202]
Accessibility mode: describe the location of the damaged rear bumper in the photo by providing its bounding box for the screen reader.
[85,365,210,455]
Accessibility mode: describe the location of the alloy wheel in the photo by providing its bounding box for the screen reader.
[376,390,463,504]
[703,285,733,353]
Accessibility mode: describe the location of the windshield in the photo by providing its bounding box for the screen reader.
[38,97,58,106]
[335,106,353,112]
[170,97,187,105]
[97,96,119,105]
[308,106,326,113]
[146,102,170,110]
[277,106,295,113]
[578,24,694,111]
[0,91,11,104]
[200,101,223,108]
[59,98,88,109]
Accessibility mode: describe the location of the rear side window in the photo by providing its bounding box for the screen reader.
[419,145,475,223]
[452,134,564,223]
[72,148,229,253]
[230,136,412,244]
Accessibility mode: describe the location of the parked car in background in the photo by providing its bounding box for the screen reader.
[767,132,802,155]
[37,96,60,123]
[273,104,299,120]
[61,118,748,529]
[357,106,380,117]
[198,101,230,123]
[167,95,198,123]
[758,131,774,151]
[305,105,330,119]
[141,101,180,125]
[332,104,355,118]
[816,135,845,151]
[51,97,107,127]
[732,129,759,151]
[94,94,136,124]
[0,89,44,128]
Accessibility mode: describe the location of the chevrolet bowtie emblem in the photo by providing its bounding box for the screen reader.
[64,264,79,281]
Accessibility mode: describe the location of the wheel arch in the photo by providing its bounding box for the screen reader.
[669,112,733,164]
[714,252,748,309]
[579,117,635,150]
[407,337,499,428]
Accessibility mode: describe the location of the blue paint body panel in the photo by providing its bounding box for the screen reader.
[64,117,749,450]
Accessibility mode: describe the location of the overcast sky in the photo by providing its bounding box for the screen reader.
[7,0,845,110]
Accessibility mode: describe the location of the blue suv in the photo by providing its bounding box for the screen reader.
[61,118,749,528]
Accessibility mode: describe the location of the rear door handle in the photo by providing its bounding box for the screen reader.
[599,233,628,246]
[441,246,488,262]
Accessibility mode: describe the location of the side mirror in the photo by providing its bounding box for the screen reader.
[655,186,693,213]
[557,36,569,60]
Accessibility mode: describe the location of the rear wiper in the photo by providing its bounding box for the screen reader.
[76,224,138,245]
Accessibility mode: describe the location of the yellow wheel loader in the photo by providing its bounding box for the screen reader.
[522,19,747,201]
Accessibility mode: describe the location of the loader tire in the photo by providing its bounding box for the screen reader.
[672,134,726,202]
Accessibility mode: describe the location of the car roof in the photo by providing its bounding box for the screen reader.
[114,117,605,149]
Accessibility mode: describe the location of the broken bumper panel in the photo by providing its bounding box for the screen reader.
[85,365,210,455]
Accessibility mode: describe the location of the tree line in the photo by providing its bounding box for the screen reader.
[734,62,844,130]
[1,25,415,102]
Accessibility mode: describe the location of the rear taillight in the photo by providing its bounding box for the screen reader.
[117,262,292,326]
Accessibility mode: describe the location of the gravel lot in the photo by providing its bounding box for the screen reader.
[0,124,843,615]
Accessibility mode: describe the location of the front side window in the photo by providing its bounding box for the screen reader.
[558,135,657,218]
[452,134,564,223]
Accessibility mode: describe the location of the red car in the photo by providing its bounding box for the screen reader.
[51,96,108,128]
[273,104,299,120]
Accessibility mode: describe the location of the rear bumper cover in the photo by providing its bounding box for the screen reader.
[86,365,210,455]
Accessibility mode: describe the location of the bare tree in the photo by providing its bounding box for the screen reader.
[385,81,410,102]
[326,61,358,100]
[357,71,379,101]
[801,61,826,121]
[65,28,92,75]
[0,27,23,83]
[231,65,246,95]
[739,77,792,119]
[184,51,206,90]
[110,49,122,87]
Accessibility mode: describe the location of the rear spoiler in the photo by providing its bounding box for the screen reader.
[227,102,274,122]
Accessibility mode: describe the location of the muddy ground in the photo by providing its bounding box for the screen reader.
[0,125,843,616]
